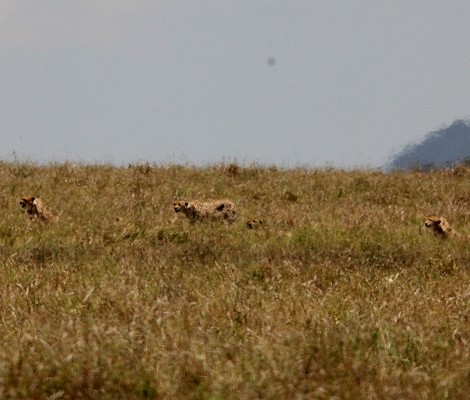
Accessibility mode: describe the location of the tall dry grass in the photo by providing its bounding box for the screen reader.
[1,161,470,399]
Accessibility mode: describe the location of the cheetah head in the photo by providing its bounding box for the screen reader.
[246,219,263,229]
[424,215,453,238]
[173,200,189,213]
[20,196,36,210]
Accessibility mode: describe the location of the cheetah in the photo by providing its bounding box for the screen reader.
[424,215,459,239]
[20,196,58,222]
[246,219,264,229]
[173,199,237,224]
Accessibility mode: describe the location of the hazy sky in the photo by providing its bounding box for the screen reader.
[2,1,470,168]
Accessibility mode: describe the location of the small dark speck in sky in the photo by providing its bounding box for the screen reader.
[267,57,276,66]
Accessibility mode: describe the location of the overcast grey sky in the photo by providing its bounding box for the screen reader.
[1,1,470,168]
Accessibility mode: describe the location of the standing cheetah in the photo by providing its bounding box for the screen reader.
[173,199,237,224]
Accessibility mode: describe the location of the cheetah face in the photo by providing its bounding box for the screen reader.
[424,217,440,229]
[246,219,263,229]
[424,216,444,232]
[173,201,188,213]
[20,196,35,210]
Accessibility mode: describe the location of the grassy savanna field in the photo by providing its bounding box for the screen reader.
[1,162,470,399]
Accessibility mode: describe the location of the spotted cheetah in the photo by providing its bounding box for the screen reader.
[20,196,58,222]
[173,199,237,224]
[424,215,459,239]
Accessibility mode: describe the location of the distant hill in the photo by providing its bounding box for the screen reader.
[386,119,470,171]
